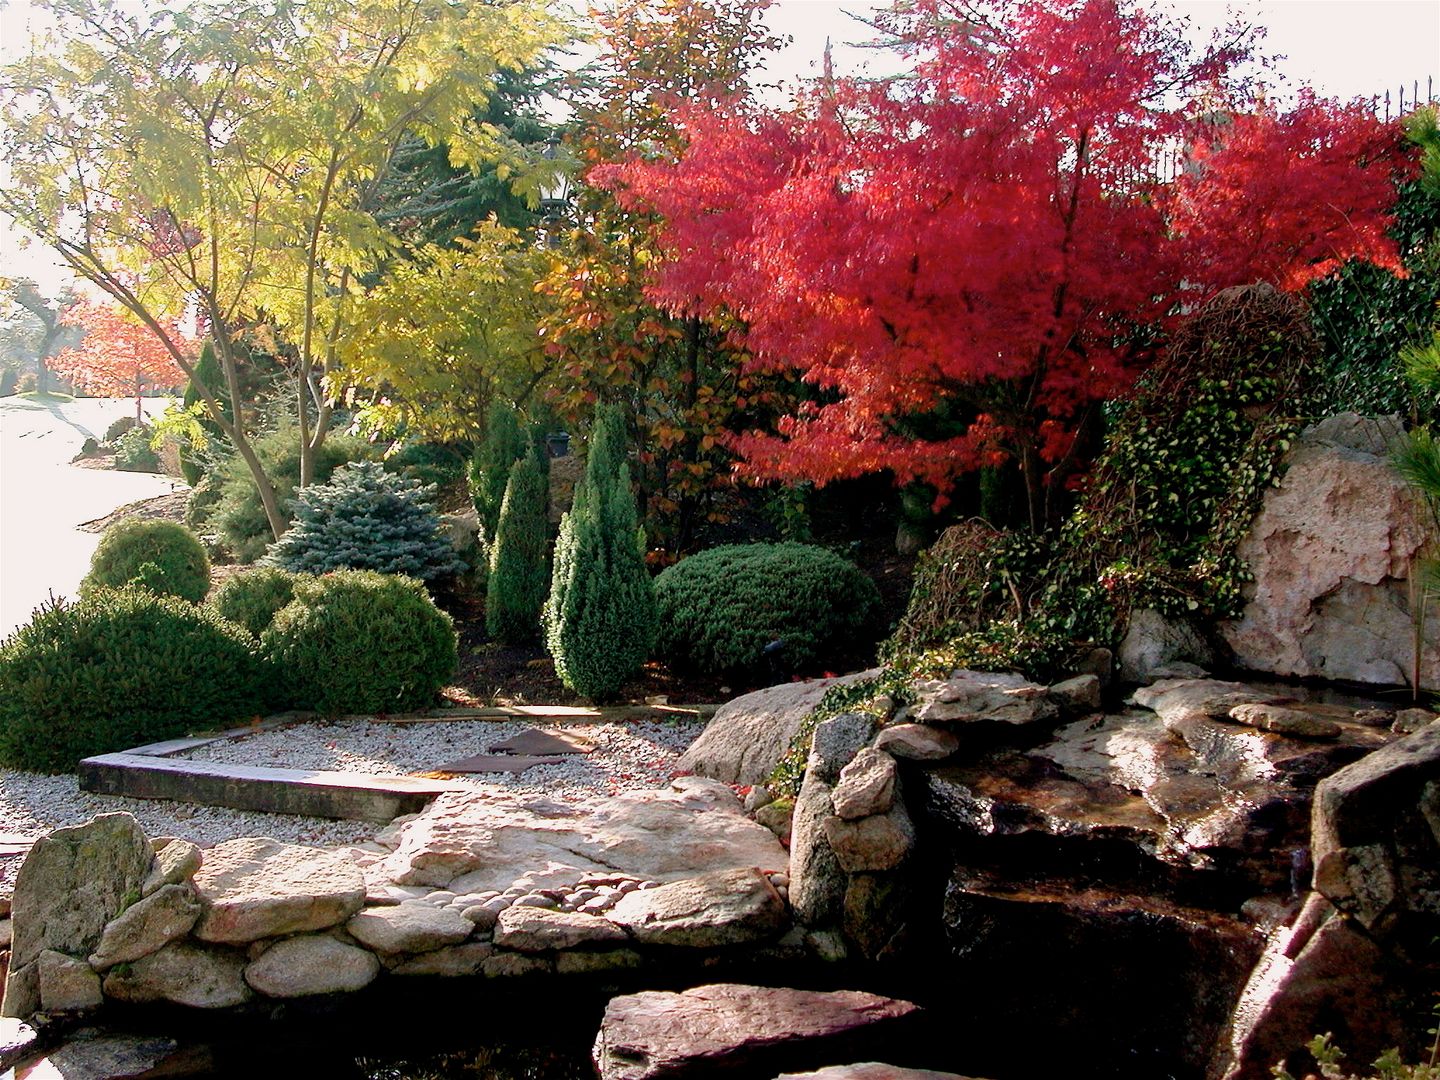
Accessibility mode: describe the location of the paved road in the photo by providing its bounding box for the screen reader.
[0,396,180,638]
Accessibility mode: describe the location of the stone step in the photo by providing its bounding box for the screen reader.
[77,754,464,822]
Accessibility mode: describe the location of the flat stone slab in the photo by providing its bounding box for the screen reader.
[433,753,571,774]
[494,905,628,952]
[778,1068,978,1080]
[78,753,464,822]
[192,838,365,944]
[345,901,473,954]
[608,867,788,948]
[489,728,597,755]
[593,983,923,1080]
[374,779,787,891]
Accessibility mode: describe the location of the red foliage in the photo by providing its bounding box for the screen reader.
[50,302,188,418]
[604,0,1407,525]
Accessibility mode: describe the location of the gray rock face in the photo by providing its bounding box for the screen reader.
[2,813,154,1019]
[345,901,473,954]
[1118,608,1214,685]
[1311,722,1440,941]
[789,772,846,926]
[89,884,203,971]
[102,941,251,1008]
[592,983,922,1080]
[831,749,897,821]
[376,782,786,892]
[1222,413,1440,688]
[142,840,202,898]
[874,724,959,761]
[38,950,102,1012]
[677,672,880,785]
[1048,674,1102,714]
[493,905,628,952]
[192,838,366,944]
[809,713,877,782]
[244,935,380,997]
[608,868,787,947]
[1229,703,1341,739]
[823,802,915,873]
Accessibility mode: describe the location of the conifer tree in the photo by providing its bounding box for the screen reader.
[470,401,527,542]
[486,449,549,644]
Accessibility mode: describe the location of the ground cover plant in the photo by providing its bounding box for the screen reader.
[262,570,458,715]
[83,518,211,603]
[0,588,261,772]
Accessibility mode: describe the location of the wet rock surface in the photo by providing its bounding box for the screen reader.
[592,983,924,1080]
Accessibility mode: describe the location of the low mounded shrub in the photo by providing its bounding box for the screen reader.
[263,461,464,583]
[261,570,457,714]
[114,424,161,472]
[654,542,883,675]
[83,518,211,603]
[0,588,262,772]
[104,415,139,444]
[208,566,306,638]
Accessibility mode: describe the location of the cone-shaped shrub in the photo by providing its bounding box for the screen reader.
[545,406,657,701]
[83,518,211,603]
[469,402,526,542]
[487,450,549,644]
[261,570,457,715]
[263,461,463,582]
[0,588,262,772]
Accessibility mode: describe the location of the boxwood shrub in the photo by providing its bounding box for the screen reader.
[208,567,306,638]
[261,570,457,715]
[654,542,882,675]
[83,518,211,603]
[0,588,262,772]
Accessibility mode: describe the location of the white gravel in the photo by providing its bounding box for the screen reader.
[181,716,708,800]
[0,716,707,895]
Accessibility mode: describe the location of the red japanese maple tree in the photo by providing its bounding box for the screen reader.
[50,301,188,421]
[604,0,1408,528]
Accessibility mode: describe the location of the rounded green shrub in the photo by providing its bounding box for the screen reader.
[262,570,457,715]
[114,424,161,472]
[208,567,306,638]
[654,543,882,675]
[0,588,262,772]
[84,518,211,603]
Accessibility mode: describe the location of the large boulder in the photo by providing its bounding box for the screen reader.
[243,935,380,997]
[493,906,628,952]
[89,884,203,970]
[677,672,880,786]
[592,983,923,1080]
[192,838,366,944]
[102,941,251,1009]
[608,868,788,948]
[345,901,473,955]
[1221,413,1440,688]
[2,813,154,1019]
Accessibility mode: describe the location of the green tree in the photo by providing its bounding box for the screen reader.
[470,401,529,542]
[545,404,657,700]
[486,450,549,644]
[0,0,567,538]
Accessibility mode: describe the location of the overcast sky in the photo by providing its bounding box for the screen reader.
[1,0,1437,294]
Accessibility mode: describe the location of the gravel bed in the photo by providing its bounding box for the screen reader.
[180,715,709,801]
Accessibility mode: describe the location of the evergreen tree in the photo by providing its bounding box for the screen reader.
[487,450,549,644]
[469,401,527,542]
[544,407,657,700]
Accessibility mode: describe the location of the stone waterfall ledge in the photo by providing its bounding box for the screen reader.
[1,778,793,1019]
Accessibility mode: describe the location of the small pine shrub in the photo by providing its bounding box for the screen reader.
[261,570,457,714]
[469,402,526,541]
[211,428,367,563]
[104,415,139,444]
[655,543,883,675]
[263,461,464,582]
[209,567,305,638]
[486,451,549,644]
[114,424,161,472]
[545,405,657,701]
[84,519,211,603]
[0,588,262,772]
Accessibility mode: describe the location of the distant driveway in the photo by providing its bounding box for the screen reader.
[0,396,179,637]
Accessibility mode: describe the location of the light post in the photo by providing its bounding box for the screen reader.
[538,136,574,246]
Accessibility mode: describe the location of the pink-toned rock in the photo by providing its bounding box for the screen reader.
[874,724,959,761]
[830,749,897,821]
[592,983,922,1080]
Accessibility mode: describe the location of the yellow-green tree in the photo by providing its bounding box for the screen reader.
[0,0,567,538]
